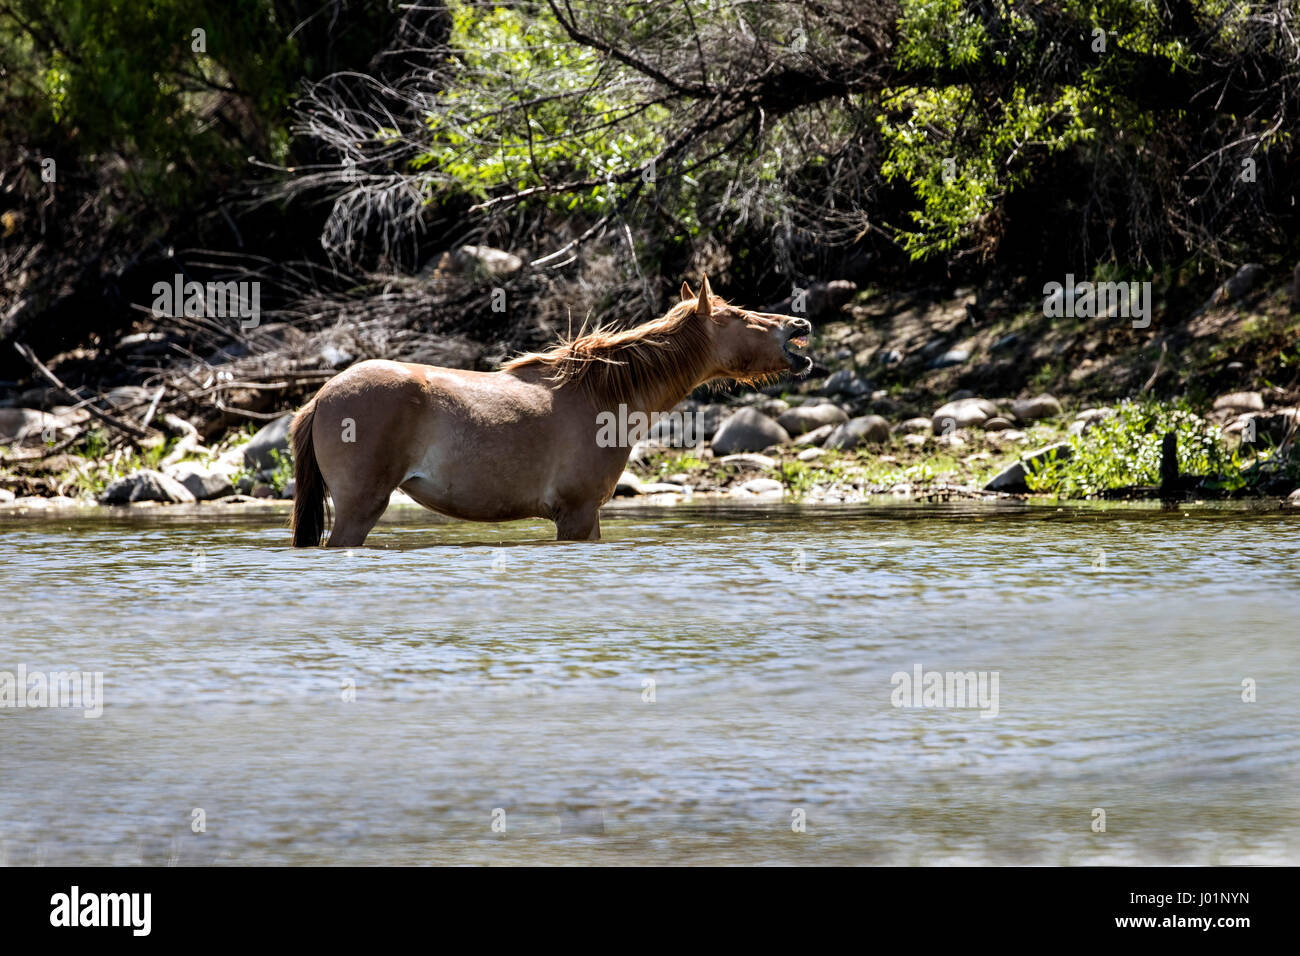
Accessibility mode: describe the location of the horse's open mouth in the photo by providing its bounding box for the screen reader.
[782,334,813,375]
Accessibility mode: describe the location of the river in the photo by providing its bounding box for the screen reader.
[1,499,1297,864]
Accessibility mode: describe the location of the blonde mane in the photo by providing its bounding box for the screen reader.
[503,299,717,406]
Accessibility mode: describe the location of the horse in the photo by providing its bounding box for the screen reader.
[289,275,813,547]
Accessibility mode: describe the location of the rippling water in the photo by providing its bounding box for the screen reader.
[1,500,1297,864]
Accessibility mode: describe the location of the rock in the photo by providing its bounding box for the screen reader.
[931,397,999,433]
[1231,409,1298,445]
[936,432,967,449]
[823,415,890,450]
[902,434,928,448]
[928,348,970,369]
[983,442,1073,493]
[637,482,687,495]
[436,245,523,279]
[1002,429,1028,442]
[1286,489,1300,507]
[1213,391,1264,414]
[243,413,294,471]
[1010,394,1063,421]
[896,417,933,435]
[797,447,824,462]
[614,471,641,497]
[763,280,857,318]
[736,477,784,496]
[279,479,296,500]
[751,398,790,417]
[165,462,235,501]
[0,488,14,504]
[1209,263,1268,307]
[877,348,903,366]
[319,345,354,368]
[711,408,790,454]
[820,369,873,397]
[991,333,1020,352]
[776,403,849,436]
[10,495,82,508]
[719,453,777,470]
[983,416,1013,431]
[794,424,836,447]
[251,484,276,498]
[99,469,196,505]
[0,408,61,446]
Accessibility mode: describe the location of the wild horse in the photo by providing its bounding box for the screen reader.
[289,276,812,547]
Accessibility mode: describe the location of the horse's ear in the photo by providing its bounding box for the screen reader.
[695,275,714,316]
[680,280,694,302]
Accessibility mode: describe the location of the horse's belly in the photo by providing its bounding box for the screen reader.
[399,471,541,523]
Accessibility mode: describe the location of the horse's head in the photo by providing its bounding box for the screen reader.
[686,275,813,381]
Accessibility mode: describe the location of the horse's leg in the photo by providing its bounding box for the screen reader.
[554,505,601,542]
[326,488,391,548]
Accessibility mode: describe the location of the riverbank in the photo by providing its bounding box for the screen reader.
[3,268,1299,512]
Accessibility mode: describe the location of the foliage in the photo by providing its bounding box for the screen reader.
[1024,400,1246,497]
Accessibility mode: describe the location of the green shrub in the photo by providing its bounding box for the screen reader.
[1025,399,1245,497]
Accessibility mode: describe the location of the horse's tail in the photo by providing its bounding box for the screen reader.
[290,399,327,547]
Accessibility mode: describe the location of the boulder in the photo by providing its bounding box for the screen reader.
[1205,263,1268,309]
[614,471,641,497]
[820,369,873,397]
[243,413,295,472]
[823,415,890,450]
[983,442,1073,493]
[1010,394,1063,421]
[877,348,903,366]
[1229,409,1297,445]
[637,482,687,495]
[794,424,836,447]
[0,408,60,446]
[763,279,857,318]
[928,348,970,369]
[99,469,197,505]
[735,477,784,496]
[166,463,235,501]
[776,403,848,436]
[750,397,790,417]
[719,453,777,470]
[1212,391,1264,415]
[711,408,790,454]
[931,398,999,433]
[983,416,1013,431]
[896,417,934,434]
[434,245,523,279]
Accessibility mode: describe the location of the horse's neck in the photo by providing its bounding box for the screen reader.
[620,344,717,414]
